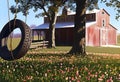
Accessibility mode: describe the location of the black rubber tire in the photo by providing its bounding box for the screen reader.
[0,19,32,61]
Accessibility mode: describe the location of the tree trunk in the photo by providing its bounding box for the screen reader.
[69,0,86,55]
[48,12,57,48]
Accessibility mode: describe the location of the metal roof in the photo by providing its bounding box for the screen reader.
[33,22,96,30]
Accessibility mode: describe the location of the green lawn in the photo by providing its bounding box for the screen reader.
[7,37,21,50]
[0,52,119,82]
[0,37,119,81]
[29,45,120,54]
[86,46,120,54]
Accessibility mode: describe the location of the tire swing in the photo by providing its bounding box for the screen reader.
[0,19,32,61]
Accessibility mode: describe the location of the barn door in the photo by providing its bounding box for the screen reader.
[100,28,108,46]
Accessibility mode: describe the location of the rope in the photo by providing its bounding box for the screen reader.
[13,0,18,38]
[25,10,28,23]
[7,0,18,59]
[7,0,14,59]
[24,1,29,23]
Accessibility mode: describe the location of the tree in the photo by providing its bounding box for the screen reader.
[68,0,86,55]
[68,0,98,55]
[11,0,67,48]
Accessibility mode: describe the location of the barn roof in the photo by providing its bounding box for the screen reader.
[33,22,96,30]
[86,9,100,14]
[109,24,117,30]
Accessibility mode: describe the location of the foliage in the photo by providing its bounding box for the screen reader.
[66,0,99,11]
[10,0,119,19]
[10,0,32,16]
[32,0,66,18]
[11,0,67,18]
[101,0,120,19]
[0,53,119,82]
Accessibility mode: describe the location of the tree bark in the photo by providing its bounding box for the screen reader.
[48,12,57,48]
[69,0,86,55]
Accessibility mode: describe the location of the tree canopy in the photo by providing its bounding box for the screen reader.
[101,0,120,19]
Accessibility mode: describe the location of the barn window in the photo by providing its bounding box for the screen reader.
[102,12,104,14]
[102,19,105,27]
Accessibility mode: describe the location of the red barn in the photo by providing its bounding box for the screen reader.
[32,9,117,46]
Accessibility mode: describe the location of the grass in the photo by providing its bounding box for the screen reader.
[29,45,120,54]
[86,46,120,54]
[7,37,21,50]
[0,53,119,82]
[0,36,119,81]
[0,46,119,82]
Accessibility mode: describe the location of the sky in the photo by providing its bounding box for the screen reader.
[0,0,120,33]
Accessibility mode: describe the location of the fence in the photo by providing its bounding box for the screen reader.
[30,41,49,49]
